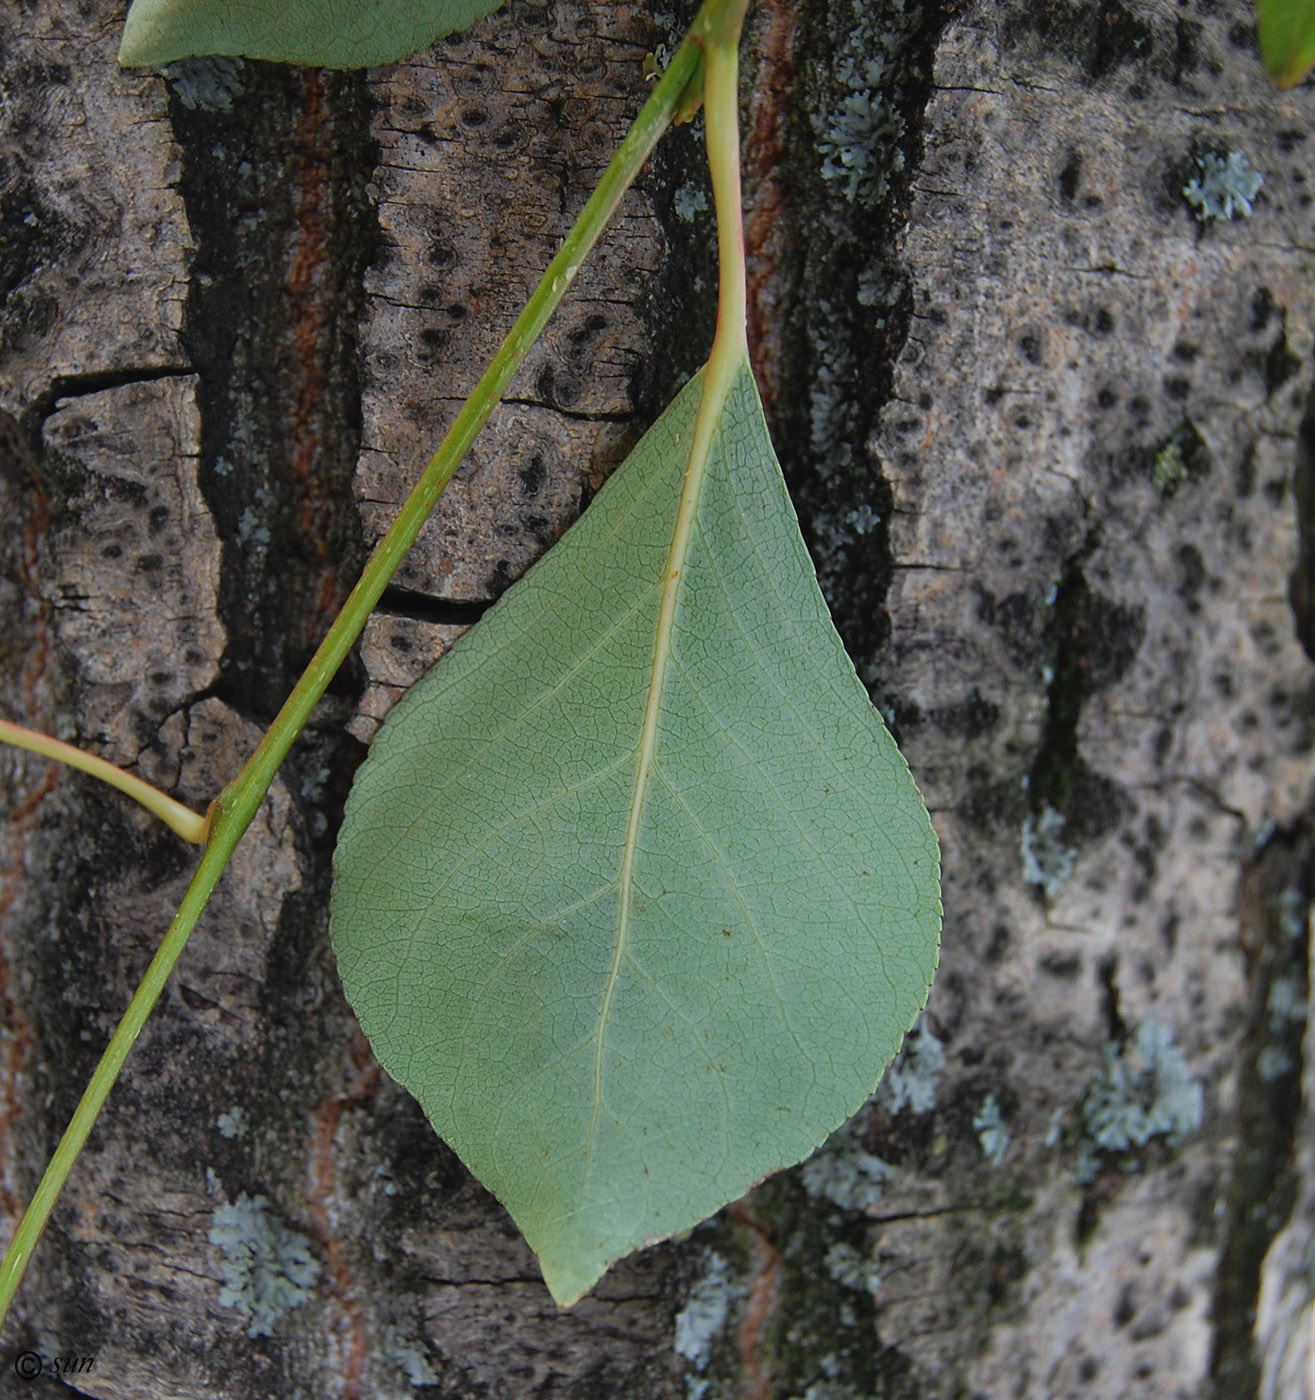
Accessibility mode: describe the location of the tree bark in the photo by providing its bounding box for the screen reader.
[1,1,1312,1397]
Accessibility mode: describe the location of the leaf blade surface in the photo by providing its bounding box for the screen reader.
[331,362,941,1304]
[120,0,504,68]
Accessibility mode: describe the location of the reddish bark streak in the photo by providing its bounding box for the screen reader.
[728,1199,782,1400]
[288,71,341,643]
[0,769,53,1224]
[315,571,342,630]
[306,1031,380,1400]
[0,473,53,1226]
[743,0,800,414]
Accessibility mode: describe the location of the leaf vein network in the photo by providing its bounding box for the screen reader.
[649,763,814,1074]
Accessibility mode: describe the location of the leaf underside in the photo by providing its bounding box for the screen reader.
[330,363,941,1305]
[119,0,504,68]
[1255,0,1315,86]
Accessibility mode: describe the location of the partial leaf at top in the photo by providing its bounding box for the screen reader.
[1255,0,1315,86]
[330,360,941,1306]
[119,0,504,68]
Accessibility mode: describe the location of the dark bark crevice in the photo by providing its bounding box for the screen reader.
[1209,824,1312,1400]
[752,0,959,684]
[21,367,194,447]
[1288,390,1315,662]
[376,587,492,629]
[169,61,377,727]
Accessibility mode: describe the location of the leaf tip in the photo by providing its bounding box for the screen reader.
[1255,0,1315,88]
[118,10,187,68]
[538,1254,606,1310]
[116,29,150,68]
[1272,60,1315,87]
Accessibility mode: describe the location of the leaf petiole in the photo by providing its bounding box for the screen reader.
[693,0,751,374]
[0,719,209,844]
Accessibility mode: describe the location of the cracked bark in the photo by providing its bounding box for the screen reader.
[1,2,1314,1398]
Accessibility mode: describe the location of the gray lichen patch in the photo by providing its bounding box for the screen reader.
[824,1240,883,1296]
[162,56,245,113]
[1021,805,1077,898]
[1074,1020,1204,1183]
[674,1250,743,1394]
[802,1122,898,1213]
[974,1094,1012,1167]
[816,54,905,208]
[208,1192,321,1338]
[1182,150,1264,224]
[874,1015,945,1116]
[216,1105,247,1140]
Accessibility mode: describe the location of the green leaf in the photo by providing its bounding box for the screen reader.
[330,360,941,1305]
[1255,0,1315,86]
[119,0,504,68]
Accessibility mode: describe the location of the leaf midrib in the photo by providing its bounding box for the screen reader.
[584,357,745,1164]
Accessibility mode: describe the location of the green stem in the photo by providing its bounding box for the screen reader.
[654,1,749,631]
[0,719,209,844]
[695,0,750,373]
[0,23,711,1327]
